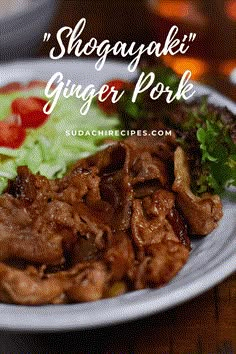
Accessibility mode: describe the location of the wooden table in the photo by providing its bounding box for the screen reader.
[1,1,235,352]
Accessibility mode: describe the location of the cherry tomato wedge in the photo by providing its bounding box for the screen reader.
[0,82,24,94]
[0,122,26,149]
[26,80,49,90]
[97,79,130,115]
[11,97,49,129]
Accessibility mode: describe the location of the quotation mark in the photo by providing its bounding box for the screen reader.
[43,33,51,42]
[189,33,196,41]
[182,33,196,42]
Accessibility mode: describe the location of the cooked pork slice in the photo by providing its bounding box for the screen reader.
[134,239,189,289]
[131,189,190,287]
[125,135,177,161]
[74,138,172,229]
[131,189,178,249]
[0,263,64,305]
[0,194,64,264]
[66,262,108,302]
[130,151,169,187]
[172,147,223,235]
[104,231,135,281]
[8,166,57,210]
[49,261,108,302]
[58,166,101,205]
[71,202,113,255]
[73,143,133,231]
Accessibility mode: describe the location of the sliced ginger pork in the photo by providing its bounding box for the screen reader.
[0,136,222,305]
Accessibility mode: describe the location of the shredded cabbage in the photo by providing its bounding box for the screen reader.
[0,89,119,193]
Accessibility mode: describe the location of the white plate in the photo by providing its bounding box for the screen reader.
[0,59,235,331]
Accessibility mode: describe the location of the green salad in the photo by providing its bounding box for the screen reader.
[0,88,119,193]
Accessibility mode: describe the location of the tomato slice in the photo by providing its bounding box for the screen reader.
[0,122,26,149]
[0,80,55,94]
[26,80,48,90]
[0,82,24,94]
[97,79,129,115]
[11,97,49,128]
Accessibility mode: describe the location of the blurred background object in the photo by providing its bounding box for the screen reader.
[0,0,57,61]
[0,0,31,18]
[147,0,236,99]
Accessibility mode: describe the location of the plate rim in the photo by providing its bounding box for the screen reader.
[0,58,235,332]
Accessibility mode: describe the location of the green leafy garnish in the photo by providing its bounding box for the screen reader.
[118,65,180,126]
[182,99,236,194]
